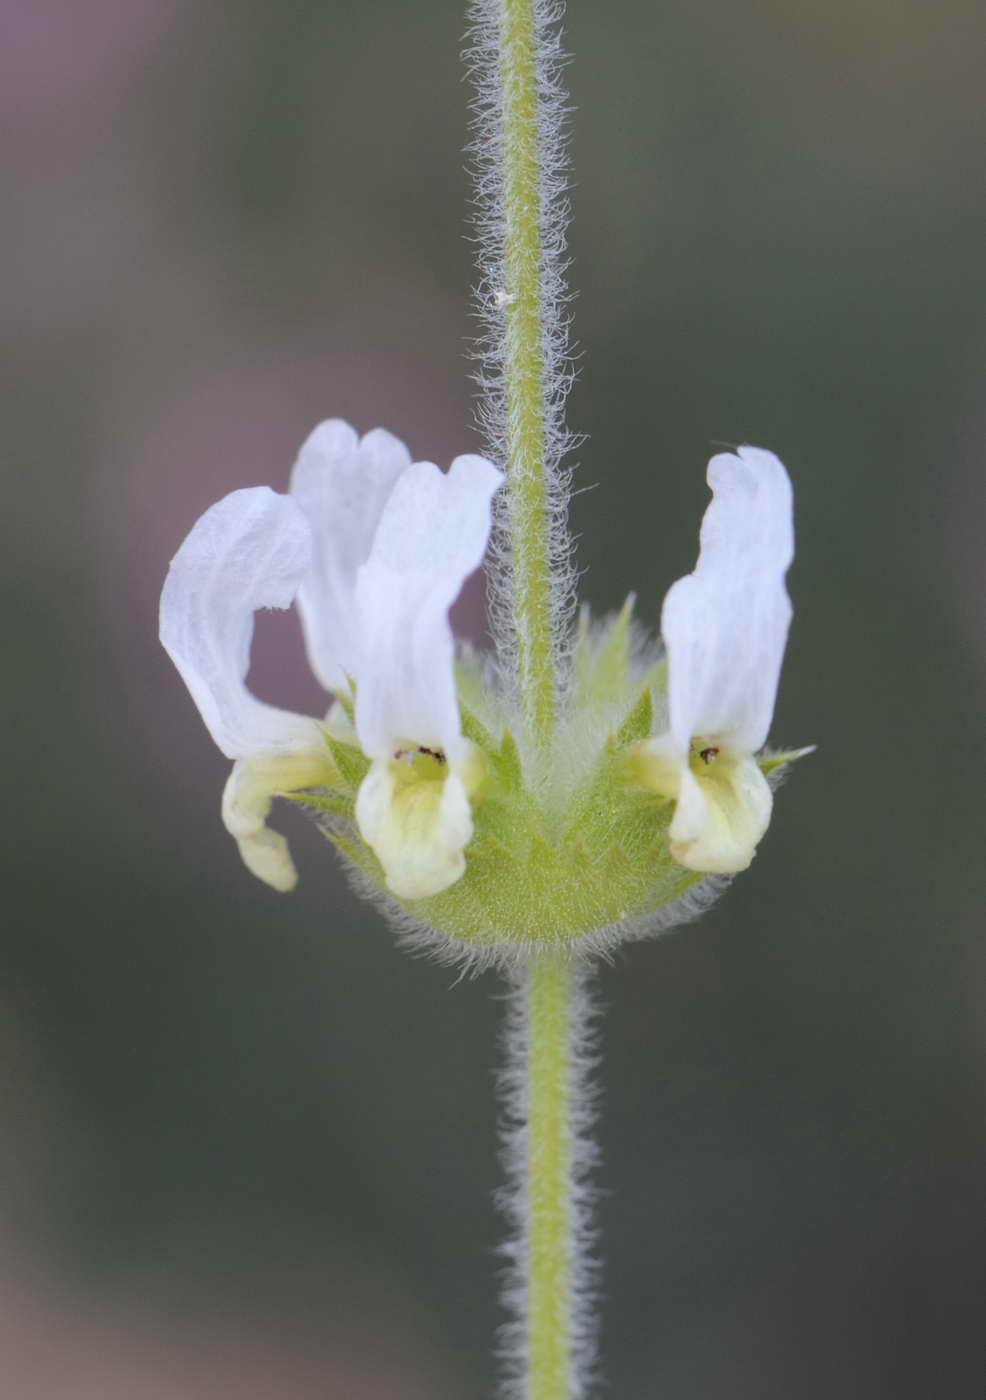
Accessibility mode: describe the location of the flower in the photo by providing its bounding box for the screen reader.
[160,427,801,955]
[630,447,794,874]
[160,419,502,899]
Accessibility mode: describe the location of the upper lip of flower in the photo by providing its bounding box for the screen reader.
[159,418,503,896]
[661,445,794,763]
[631,445,795,875]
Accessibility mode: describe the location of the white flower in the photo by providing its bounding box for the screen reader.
[160,420,502,898]
[635,446,794,874]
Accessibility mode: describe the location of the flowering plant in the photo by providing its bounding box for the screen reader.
[159,1,809,1393]
[162,428,802,963]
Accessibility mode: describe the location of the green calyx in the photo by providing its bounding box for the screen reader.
[287,604,809,954]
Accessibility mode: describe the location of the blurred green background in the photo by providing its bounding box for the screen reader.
[4,0,986,1394]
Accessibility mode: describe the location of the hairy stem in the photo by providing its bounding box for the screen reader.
[501,957,596,1400]
[468,0,575,745]
[468,3,591,1395]
[499,0,556,743]
[526,956,575,1397]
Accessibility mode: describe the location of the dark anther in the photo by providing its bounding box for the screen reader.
[418,746,447,764]
[393,746,447,765]
[699,746,719,764]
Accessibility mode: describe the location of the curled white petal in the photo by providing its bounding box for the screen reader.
[222,750,337,892]
[355,756,475,900]
[662,446,793,757]
[353,454,503,761]
[160,487,323,758]
[290,420,412,691]
[223,764,298,892]
[669,756,773,874]
[631,736,773,874]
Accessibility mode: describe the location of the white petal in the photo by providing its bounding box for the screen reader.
[289,420,412,691]
[355,759,474,899]
[353,454,502,760]
[160,487,322,758]
[629,737,773,873]
[662,446,793,755]
[669,757,773,874]
[222,750,338,892]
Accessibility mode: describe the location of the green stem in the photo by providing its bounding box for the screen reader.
[526,953,575,1399]
[499,0,556,745]
[479,3,585,1393]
